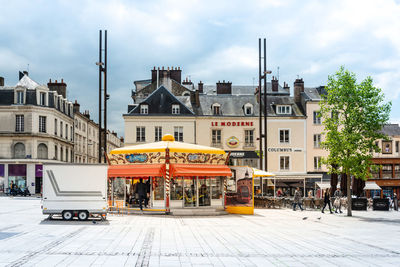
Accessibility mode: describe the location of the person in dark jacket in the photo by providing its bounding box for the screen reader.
[322,189,333,214]
[145,179,151,208]
[135,178,147,211]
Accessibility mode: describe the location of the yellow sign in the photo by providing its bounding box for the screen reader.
[226,136,239,148]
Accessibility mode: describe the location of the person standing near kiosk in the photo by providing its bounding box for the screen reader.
[136,179,147,211]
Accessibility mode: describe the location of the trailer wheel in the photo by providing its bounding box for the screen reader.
[62,210,73,220]
[78,211,89,221]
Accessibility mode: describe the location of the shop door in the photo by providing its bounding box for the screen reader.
[184,177,197,207]
[198,178,211,206]
[35,177,42,194]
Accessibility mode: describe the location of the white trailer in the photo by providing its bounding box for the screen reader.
[42,164,108,220]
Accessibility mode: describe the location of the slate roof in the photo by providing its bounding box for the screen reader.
[381,124,400,136]
[302,86,326,101]
[197,82,290,96]
[126,85,195,116]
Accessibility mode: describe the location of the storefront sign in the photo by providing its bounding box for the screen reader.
[226,136,240,148]
[211,121,253,127]
[267,148,303,152]
[227,151,259,158]
[125,153,148,163]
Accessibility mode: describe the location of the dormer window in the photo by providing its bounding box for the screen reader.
[276,105,291,115]
[40,92,46,106]
[244,103,253,115]
[16,90,24,104]
[172,104,180,114]
[140,104,148,114]
[212,103,221,115]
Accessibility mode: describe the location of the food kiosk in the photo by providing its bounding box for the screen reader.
[107,134,232,214]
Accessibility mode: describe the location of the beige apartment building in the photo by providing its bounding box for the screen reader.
[0,74,74,194]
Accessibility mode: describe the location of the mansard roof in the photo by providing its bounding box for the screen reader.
[127,85,195,116]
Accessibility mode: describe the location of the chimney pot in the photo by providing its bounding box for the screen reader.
[61,78,64,83]
[55,80,58,83]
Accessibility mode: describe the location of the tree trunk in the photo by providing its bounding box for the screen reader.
[330,172,338,196]
[347,172,352,216]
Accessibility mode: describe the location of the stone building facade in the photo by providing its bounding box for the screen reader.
[0,73,74,194]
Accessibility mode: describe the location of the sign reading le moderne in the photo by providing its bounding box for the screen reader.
[211,121,254,127]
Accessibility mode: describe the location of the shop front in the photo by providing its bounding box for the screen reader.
[107,134,232,214]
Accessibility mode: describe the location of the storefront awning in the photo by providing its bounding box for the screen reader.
[364,182,381,190]
[252,168,275,177]
[108,164,166,178]
[315,182,338,190]
[170,164,232,177]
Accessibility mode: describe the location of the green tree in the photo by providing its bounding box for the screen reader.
[320,67,391,216]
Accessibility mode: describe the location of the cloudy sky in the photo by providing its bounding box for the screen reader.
[1,0,399,136]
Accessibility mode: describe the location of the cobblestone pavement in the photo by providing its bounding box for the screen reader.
[0,197,399,266]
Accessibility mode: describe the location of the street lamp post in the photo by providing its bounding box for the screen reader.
[97,30,108,163]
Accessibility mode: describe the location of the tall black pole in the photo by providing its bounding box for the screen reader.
[263,38,267,171]
[98,30,102,163]
[103,30,107,162]
[258,38,263,171]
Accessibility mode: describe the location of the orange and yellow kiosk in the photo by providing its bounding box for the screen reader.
[107,134,232,214]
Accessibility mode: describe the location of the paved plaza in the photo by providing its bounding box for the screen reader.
[0,197,399,266]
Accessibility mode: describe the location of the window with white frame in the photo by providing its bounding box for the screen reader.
[60,121,63,137]
[174,126,183,142]
[172,104,180,114]
[245,129,254,146]
[54,119,58,135]
[70,126,73,141]
[276,105,291,114]
[15,115,24,132]
[65,124,68,139]
[140,104,148,114]
[244,103,253,115]
[280,156,290,170]
[279,129,290,144]
[16,90,24,104]
[136,127,145,142]
[155,126,162,141]
[39,116,46,133]
[313,111,321,124]
[314,134,321,148]
[212,104,221,115]
[40,92,46,106]
[314,156,322,170]
[212,129,221,144]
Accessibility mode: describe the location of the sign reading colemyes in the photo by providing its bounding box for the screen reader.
[267,148,303,152]
[211,121,254,127]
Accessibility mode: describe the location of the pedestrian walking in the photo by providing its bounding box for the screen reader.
[322,189,333,214]
[293,187,304,211]
[135,178,147,211]
[334,188,343,213]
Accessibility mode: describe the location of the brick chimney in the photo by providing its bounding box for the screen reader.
[271,76,279,92]
[182,77,193,85]
[48,78,67,98]
[151,66,182,84]
[73,100,80,113]
[294,78,304,103]
[0,77,4,86]
[283,82,290,91]
[198,81,203,93]
[216,80,232,94]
